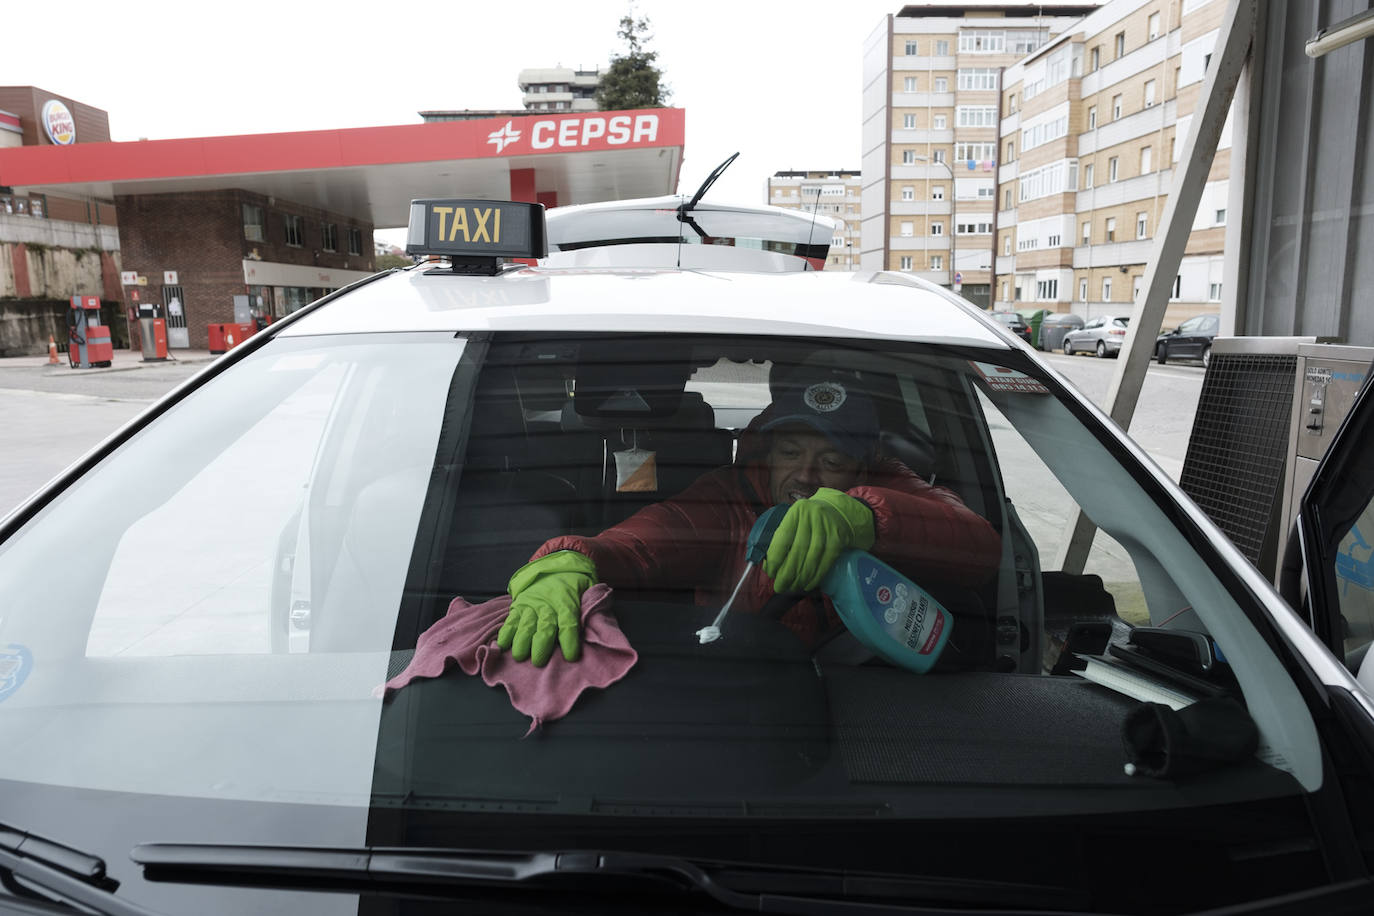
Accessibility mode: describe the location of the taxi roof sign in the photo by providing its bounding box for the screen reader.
[406,199,547,270]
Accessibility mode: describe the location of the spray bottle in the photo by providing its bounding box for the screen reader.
[698,505,953,674]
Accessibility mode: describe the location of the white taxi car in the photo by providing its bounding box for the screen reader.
[1,197,1372,916]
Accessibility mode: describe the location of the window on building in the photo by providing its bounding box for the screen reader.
[1115,32,1125,58]
[955,142,998,163]
[1149,11,1161,40]
[935,76,949,93]
[1079,277,1088,301]
[932,185,945,200]
[1083,163,1094,188]
[957,106,998,127]
[1171,274,1182,299]
[1037,279,1059,300]
[899,255,913,270]
[901,186,914,201]
[1106,217,1117,242]
[1175,66,1183,94]
[959,30,1006,53]
[1004,235,1012,255]
[903,113,916,129]
[905,40,918,55]
[1109,157,1120,182]
[1004,188,1012,208]
[1209,282,1223,301]
[1048,233,1061,247]
[1006,140,1014,160]
[1145,79,1157,107]
[1112,94,1123,119]
[1216,208,1227,224]
[902,149,916,164]
[1133,275,1143,301]
[347,227,363,256]
[1082,221,1091,244]
[1103,276,1113,300]
[958,68,999,91]
[904,76,917,92]
[1018,159,1080,202]
[1141,146,1153,174]
[900,221,914,237]
[933,149,946,164]
[1091,46,1101,70]
[1002,280,1009,300]
[1088,106,1097,129]
[935,39,949,55]
[956,221,993,235]
[242,204,265,242]
[283,214,304,247]
[931,222,943,236]
[930,254,943,270]
[1009,92,1017,111]
[1136,211,1148,239]
[321,222,338,252]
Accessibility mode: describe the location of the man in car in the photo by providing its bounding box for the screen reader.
[496,370,1003,666]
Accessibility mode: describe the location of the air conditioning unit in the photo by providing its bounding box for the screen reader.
[1178,337,1373,583]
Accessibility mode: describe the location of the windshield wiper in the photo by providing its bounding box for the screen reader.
[1,824,164,916]
[132,842,1094,914]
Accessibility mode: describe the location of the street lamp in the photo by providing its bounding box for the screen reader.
[914,155,955,289]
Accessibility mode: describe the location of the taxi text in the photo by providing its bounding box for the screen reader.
[432,206,502,244]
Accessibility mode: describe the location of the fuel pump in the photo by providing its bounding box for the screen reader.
[137,301,169,362]
[66,296,113,369]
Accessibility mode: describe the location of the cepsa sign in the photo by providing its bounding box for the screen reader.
[484,111,677,156]
[41,100,76,146]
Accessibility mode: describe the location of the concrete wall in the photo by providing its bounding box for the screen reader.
[0,237,124,355]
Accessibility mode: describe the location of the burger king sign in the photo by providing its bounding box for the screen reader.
[41,100,76,146]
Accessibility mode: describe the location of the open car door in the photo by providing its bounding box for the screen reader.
[1296,368,1374,690]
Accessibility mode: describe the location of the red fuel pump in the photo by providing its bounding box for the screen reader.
[67,296,113,368]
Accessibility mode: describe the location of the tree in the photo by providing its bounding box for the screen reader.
[375,254,414,270]
[595,13,670,110]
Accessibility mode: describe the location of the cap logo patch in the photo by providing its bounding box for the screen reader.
[803,382,846,413]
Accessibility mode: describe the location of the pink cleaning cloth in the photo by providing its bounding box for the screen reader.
[380,584,636,735]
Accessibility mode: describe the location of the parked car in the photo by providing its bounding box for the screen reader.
[1039,312,1086,351]
[1156,313,1221,367]
[2,195,1374,915]
[988,309,1032,344]
[1063,315,1131,357]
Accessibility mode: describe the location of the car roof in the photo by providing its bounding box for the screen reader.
[278,265,1011,347]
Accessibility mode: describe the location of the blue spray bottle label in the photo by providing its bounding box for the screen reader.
[820,550,952,674]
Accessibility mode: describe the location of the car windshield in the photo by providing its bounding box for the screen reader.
[0,322,1323,910]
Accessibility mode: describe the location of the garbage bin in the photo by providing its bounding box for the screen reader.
[1021,309,1048,350]
[1040,313,1085,352]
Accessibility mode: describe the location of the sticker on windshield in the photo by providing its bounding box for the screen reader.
[969,361,1050,394]
[0,644,32,703]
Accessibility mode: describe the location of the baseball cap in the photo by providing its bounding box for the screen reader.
[760,373,879,459]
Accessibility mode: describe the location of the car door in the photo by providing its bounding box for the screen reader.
[1172,316,1205,359]
[1296,369,1374,683]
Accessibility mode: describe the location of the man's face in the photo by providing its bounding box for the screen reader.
[767,426,863,505]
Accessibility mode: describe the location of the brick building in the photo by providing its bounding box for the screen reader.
[0,87,123,355]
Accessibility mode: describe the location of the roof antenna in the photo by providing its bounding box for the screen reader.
[677,152,740,255]
[801,178,824,272]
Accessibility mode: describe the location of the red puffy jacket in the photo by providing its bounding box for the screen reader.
[535,408,1002,645]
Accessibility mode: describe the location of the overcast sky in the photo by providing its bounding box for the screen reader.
[9,0,1010,236]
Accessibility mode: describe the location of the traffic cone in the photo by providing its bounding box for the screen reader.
[47,335,59,365]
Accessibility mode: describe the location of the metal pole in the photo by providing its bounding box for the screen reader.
[1054,0,1257,573]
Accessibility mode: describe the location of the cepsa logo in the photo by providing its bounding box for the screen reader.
[41,100,76,146]
[486,113,661,154]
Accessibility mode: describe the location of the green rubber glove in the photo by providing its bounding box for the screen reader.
[497,550,597,666]
[763,488,876,593]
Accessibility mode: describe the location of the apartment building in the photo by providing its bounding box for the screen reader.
[995,0,1231,325]
[861,5,1094,306]
[767,170,862,270]
[518,68,602,112]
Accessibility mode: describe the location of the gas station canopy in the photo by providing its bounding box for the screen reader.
[0,108,686,226]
